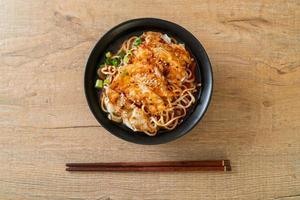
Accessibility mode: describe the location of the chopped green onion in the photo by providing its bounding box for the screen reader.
[118,50,126,58]
[105,52,112,58]
[99,64,105,68]
[95,79,103,88]
[123,50,132,64]
[105,57,112,65]
[123,55,129,64]
[111,58,120,66]
[133,37,142,46]
[104,79,110,85]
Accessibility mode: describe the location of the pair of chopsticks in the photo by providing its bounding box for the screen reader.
[66,160,231,172]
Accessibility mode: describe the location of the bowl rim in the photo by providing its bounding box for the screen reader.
[84,18,213,145]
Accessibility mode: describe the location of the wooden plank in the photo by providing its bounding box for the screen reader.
[0,0,299,199]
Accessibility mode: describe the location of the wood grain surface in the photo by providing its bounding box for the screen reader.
[1,0,300,199]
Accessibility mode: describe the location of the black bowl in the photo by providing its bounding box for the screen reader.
[84,18,213,145]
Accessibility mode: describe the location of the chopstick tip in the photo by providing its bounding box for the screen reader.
[66,167,72,171]
[223,160,230,166]
[224,165,232,172]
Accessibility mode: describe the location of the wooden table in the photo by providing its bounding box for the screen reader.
[1,0,299,199]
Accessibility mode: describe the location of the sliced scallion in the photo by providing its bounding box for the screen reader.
[123,55,129,64]
[95,79,103,89]
[105,57,112,65]
[133,37,142,46]
[105,52,112,58]
[118,50,126,58]
[111,58,120,66]
[104,79,110,85]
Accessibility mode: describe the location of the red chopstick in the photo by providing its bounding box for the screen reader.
[66,160,231,172]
